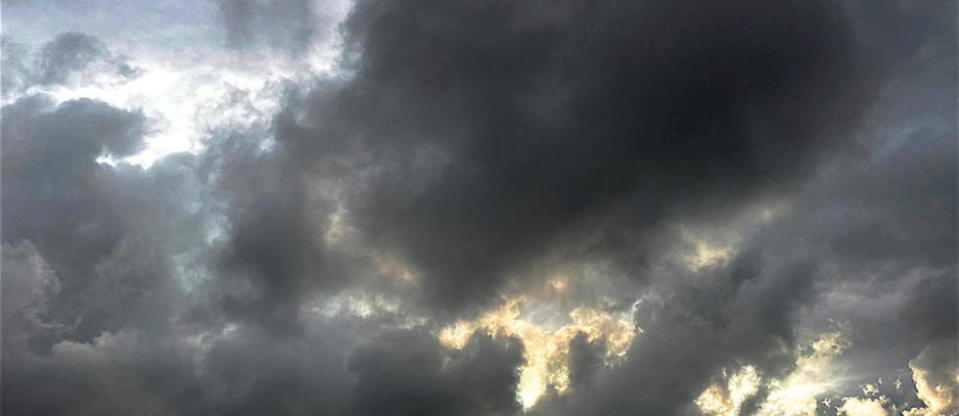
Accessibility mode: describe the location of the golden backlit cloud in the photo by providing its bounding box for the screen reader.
[438,296,638,409]
[756,331,851,416]
[678,200,791,271]
[836,396,891,416]
[697,331,851,416]
[686,239,733,269]
[678,229,739,272]
[695,332,959,416]
[696,366,762,416]
[902,358,959,416]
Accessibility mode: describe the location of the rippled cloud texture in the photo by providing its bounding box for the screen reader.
[2,1,956,415]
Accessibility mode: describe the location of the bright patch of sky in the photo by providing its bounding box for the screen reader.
[3,0,353,167]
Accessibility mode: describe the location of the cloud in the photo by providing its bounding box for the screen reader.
[1,0,954,415]
[1,32,141,96]
[215,0,344,53]
[2,96,146,315]
[696,365,761,416]
[348,329,524,416]
[37,32,111,84]
[437,296,637,408]
[275,0,889,316]
[1,36,35,94]
[837,397,892,416]
[903,341,959,416]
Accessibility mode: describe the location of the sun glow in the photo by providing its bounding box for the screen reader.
[438,296,638,409]
[696,366,762,416]
[697,331,851,416]
[902,359,959,416]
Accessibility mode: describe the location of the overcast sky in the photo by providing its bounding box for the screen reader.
[2,1,956,415]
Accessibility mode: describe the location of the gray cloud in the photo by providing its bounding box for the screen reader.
[0,32,141,97]
[233,0,948,331]
[348,329,523,416]
[1,1,955,415]
[215,0,318,52]
[37,32,109,84]
[2,96,147,343]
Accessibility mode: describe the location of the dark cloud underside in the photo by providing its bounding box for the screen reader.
[1,1,955,415]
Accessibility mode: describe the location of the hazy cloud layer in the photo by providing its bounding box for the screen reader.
[2,1,955,415]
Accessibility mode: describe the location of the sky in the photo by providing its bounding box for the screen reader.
[1,1,956,415]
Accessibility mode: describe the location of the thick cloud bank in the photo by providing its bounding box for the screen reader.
[2,1,956,415]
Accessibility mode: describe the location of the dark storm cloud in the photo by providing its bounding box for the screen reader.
[0,84,516,416]
[2,239,355,415]
[1,0,955,415]
[525,244,826,415]
[204,132,331,329]
[781,0,956,387]
[0,93,194,412]
[188,322,354,415]
[0,95,213,347]
[566,332,605,388]
[349,329,523,416]
[293,0,893,314]
[317,0,957,318]
[901,271,958,346]
[198,125,364,332]
[1,96,346,415]
[2,95,147,343]
[528,2,956,413]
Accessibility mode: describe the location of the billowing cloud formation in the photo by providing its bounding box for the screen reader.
[2,1,955,415]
